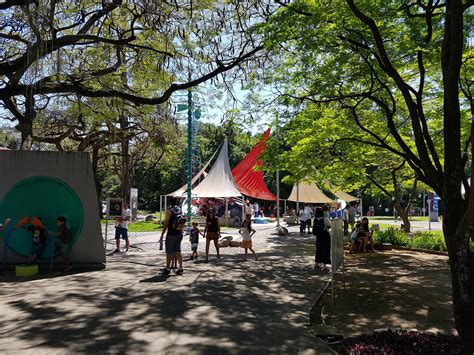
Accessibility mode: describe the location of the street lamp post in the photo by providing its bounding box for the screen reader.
[186,89,193,228]
[276,112,280,228]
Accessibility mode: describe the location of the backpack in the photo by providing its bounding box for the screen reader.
[170,206,186,230]
[313,218,326,234]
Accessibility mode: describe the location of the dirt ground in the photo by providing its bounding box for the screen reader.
[311,249,455,338]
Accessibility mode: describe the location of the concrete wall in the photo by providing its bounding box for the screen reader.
[0,151,105,267]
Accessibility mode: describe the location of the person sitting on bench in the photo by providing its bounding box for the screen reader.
[350,223,368,253]
[361,217,376,252]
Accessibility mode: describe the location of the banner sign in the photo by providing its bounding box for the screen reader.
[330,219,344,273]
[106,198,123,218]
[130,188,138,221]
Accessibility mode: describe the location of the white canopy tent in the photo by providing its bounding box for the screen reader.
[160,140,243,226]
[191,139,241,198]
[287,182,336,205]
[165,168,208,198]
[332,190,359,202]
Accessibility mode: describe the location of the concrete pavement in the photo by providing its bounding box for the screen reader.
[0,224,337,354]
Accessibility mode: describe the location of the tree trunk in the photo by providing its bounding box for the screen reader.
[17,93,36,150]
[91,146,104,218]
[446,221,474,354]
[393,200,410,232]
[18,119,33,150]
[441,1,474,352]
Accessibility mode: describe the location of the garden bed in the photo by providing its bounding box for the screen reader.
[334,329,463,354]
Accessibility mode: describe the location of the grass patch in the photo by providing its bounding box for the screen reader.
[370,215,429,221]
[128,220,162,232]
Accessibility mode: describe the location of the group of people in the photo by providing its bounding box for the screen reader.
[0,215,73,271]
[158,204,258,276]
[296,201,372,269]
[349,217,376,253]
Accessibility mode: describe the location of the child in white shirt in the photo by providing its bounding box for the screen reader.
[239,220,257,261]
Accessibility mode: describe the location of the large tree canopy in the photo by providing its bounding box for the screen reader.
[0,0,268,148]
[256,0,473,351]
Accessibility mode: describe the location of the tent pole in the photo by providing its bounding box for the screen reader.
[225,198,229,227]
[284,199,287,215]
[276,112,280,228]
[164,195,168,215]
[159,195,163,225]
[296,183,300,213]
[241,195,245,223]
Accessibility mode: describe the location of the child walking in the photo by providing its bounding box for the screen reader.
[51,216,73,271]
[27,222,46,263]
[239,220,257,261]
[189,221,203,262]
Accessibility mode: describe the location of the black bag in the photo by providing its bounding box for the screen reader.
[170,207,186,230]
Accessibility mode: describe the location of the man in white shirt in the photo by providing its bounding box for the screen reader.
[114,201,131,253]
[299,204,312,234]
[245,201,254,221]
[253,201,259,218]
[342,207,349,236]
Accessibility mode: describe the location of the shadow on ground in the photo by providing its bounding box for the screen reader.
[0,232,334,354]
[312,250,455,337]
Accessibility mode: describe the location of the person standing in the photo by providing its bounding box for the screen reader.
[347,202,357,232]
[313,207,331,270]
[253,201,259,218]
[342,205,349,236]
[204,210,221,261]
[304,204,313,233]
[159,206,186,275]
[239,220,257,261]
[114,201,131,253]
[245,201,254,221]
[189,221,204,261]
[298,204,306,233]
[299,204,312,234]
[322,205,330,219]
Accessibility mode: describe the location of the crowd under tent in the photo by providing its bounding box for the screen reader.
[231,128,277,201]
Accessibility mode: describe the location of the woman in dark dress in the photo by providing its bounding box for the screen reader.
[204,210,221,261]
[313,207,331,269]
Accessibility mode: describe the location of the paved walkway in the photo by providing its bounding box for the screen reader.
[0,224,336,354]
[311,249,455,338]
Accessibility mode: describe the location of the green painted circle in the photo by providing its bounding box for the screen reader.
[0,176,84,259]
